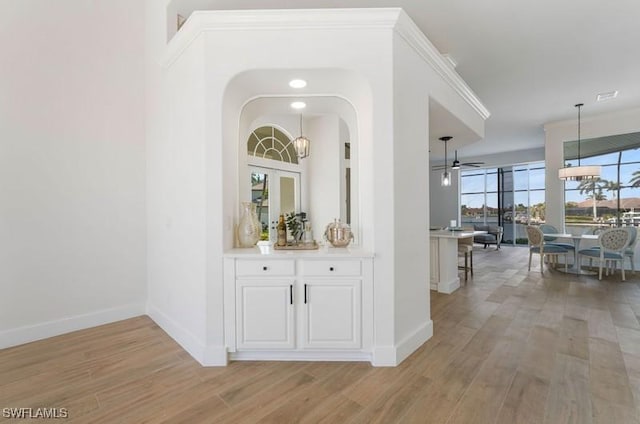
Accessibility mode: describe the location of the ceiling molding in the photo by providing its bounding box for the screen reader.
[164,8,404,67]
[162,7,490,123]
[392,11,490,121]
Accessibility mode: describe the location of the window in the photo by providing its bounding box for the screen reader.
[564,139,640,229]
[247,126,299,164]
[247,126,301,241]
[461,161,546,246]
[460,168,498,226]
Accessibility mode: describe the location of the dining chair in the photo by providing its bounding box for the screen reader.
[539,224,575,251]
[526,226,569,273]
[626,226,638,273]
[457,234,474,283]
[584,226,637,274]
[578,227,631,281]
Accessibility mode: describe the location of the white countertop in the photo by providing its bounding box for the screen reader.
[429,230,485,239]
[224,244,374,258]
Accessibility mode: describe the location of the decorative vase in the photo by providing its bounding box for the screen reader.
[250,203,262,240]
[237,202,260,247]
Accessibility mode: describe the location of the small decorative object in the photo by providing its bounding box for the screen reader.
[276,215,287,247]
[237,202,260,247]
[303,221,314,245]
[285,212,303,243]
[324,219,354,247]
[177,14,186,30]
[250,203,262,239]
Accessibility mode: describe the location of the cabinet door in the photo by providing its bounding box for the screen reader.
[301,280,361,349]
[236,280,295,350]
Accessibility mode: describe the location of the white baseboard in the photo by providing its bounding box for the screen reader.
[203,345,228,366]
[396,319,433,363]
[0,303,146,349]
[230,350,371,363]
[372,319,433,366]
[146,302,227,366]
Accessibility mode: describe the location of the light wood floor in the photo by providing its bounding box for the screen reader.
[3,246,640,423]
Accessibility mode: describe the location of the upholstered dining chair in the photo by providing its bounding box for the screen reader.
[578,227,631,281]
[626,226,638,273]
[539,224,575,251]
[526,226,569,273]
[457,234,474,283]
[586,226,637,274]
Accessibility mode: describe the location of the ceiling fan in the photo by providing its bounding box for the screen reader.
[432,136,484,171]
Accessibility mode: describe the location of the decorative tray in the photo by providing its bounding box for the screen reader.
[273,241,319,250]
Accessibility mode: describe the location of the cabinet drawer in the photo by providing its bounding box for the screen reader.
[236,259,295,277]
[301,260,361,276]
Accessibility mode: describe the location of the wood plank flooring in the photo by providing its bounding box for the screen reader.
[2,246,640,423]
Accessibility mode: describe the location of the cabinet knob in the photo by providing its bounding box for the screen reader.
[262,266,268,271]
[329,267,334,271]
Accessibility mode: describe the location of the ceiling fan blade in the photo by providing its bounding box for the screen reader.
[462,162,484,166]
[462,163,481,168]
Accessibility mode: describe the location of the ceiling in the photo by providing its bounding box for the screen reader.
[172,0,640,159]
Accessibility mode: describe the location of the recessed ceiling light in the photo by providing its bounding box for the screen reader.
[289,79,307,88]
[596,91,618,102]
[290,101,306,110]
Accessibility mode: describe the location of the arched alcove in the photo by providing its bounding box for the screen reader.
[221,69,372,248]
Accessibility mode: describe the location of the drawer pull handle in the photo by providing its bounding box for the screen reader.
[329,267,334,271]
[262,266,268,271]
[304,284,308,304]
[290,285,293,305]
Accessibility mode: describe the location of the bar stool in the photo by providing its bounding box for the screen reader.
[458,236,473,282]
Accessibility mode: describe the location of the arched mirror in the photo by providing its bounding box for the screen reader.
[246,125,301,241]
[239,96,359,245]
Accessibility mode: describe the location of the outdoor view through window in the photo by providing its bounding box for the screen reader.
[460,132,640,246]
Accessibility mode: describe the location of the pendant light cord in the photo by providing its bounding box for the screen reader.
[576,103,583,167]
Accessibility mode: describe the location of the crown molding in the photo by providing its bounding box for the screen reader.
[163,8,403,67]
[392,10,490,121]
[162,8,490,121]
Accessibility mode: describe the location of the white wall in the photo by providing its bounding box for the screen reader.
[0,0,147,347]
[146,36,209,361]
[391,32,432,359]
[544,107,640,228]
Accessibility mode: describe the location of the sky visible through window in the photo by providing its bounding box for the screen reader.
[461,149,640,209]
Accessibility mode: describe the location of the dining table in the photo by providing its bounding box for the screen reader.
[544,233,599,275]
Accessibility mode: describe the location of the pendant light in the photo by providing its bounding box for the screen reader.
[440,136,452,187]
[558,103,601,181]
[293,114,310,159]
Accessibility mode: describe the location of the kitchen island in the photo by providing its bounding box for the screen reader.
[429,230,485,294]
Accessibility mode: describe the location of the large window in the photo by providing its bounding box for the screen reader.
[460,168,499,225]
[564,145,640,228]
[461,161,546,246]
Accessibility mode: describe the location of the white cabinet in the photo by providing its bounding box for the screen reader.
[301,279,361,349]
[224,252,373,362]
[236,280,295,350]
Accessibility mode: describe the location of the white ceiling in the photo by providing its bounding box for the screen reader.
[172,0,640,159]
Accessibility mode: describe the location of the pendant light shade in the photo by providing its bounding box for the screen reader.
[558,103,601,181]
[441,170,452,186]
[440,136,452,187]
[293,114,310,159]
